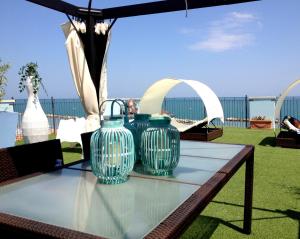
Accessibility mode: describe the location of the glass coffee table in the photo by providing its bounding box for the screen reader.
[0,141,254,238]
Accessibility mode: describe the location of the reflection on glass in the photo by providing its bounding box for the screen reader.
[135,179,180,227]
[73,172,135,238]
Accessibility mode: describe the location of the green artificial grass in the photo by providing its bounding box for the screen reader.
[47,134,83,164]
[181,127,300,239]
[60,141,82,164]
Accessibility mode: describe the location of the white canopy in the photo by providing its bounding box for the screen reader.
[139,78,224,124]
[61,21,110,132]
[275,78,300,125]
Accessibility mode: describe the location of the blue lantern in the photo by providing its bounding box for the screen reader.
[90,100,135,184]
[111,99,138,161]
[130,113,151,162]
[141,116,180,176]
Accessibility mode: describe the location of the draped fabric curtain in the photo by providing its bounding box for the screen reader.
[61,21,110,132]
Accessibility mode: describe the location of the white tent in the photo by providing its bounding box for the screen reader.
[61,21,110,132]
[139,78,224,130]
[275,78,300,128]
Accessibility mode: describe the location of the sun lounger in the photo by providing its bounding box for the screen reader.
[170,117,208,132]
[139,78,224,141]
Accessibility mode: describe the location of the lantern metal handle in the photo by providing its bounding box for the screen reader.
[98,99,127,122]
[98,99,121,118]
[111,99,129,124]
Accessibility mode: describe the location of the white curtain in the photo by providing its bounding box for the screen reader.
[61,21,110,132]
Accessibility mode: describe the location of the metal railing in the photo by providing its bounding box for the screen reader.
[280,96,300,120]
[11,96,300,139]
[162,96,249,128]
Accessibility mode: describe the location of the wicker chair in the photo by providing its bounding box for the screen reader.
[0,139,63,183]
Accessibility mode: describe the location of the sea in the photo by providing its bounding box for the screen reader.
[12,96,300,128]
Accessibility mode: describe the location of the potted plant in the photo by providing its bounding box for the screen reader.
[0,59,10,101]
[250,116,272,129]
[0,59,14,111]
[18,62,49,143]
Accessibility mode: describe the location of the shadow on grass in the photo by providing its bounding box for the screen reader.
[182,206,300,239]
[181,216,221,239]
[213,200,300,219]
[258,136,276,146]
[292,186,300,199]
[276,183,300,200]
[62,147,82,154]
[209,200,300,238]
[182,215,245,239]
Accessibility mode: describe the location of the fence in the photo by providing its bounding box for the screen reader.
[162,96,249,128]
[280,96,300,120]
[11,96,300,139]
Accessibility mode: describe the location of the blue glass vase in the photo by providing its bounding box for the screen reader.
[90,118,135,184]
[141,116,180,176]
[130,114,151,162]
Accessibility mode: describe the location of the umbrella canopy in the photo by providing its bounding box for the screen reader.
[61,21,110,131]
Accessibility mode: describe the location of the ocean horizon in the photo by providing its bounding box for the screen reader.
[9,96,300,129]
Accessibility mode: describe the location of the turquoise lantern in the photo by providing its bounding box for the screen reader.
[111,99,138,161]
[141,116,180,176]
[130,113,151,162]
[90,100,135,184]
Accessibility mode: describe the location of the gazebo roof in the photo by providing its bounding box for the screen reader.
[27,0,259,20]
[26,0,260,105]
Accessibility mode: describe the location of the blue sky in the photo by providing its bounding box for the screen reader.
[1,0,300,99]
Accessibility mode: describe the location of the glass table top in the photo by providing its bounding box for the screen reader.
[69,141,245,185]
[0,169,198,239]
[71,155,231,186]
[0,141,246,239]
[179,140,245,159]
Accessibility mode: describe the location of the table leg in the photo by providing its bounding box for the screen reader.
[243,150,254,234]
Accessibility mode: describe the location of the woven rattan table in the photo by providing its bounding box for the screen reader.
[0,141,254,239]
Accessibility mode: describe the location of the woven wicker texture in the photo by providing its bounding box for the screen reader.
[0,139,63,183]
[0,213,104,239]
[0,148,19,182]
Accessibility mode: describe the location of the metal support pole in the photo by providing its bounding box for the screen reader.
[243,148,254,234]
[245,95,248,128]
[51,96,56,134]
[278,96,282,131]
